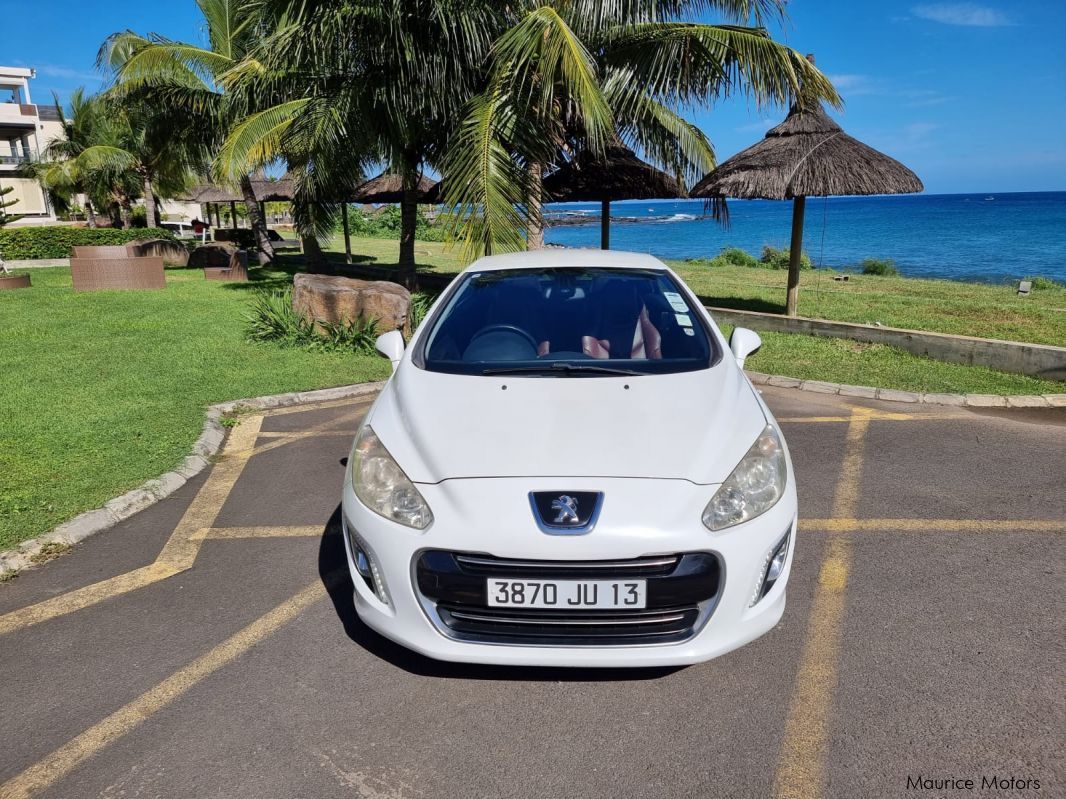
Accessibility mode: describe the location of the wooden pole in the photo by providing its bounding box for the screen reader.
[786,195,806,316]
[229,200,238,231]
[600,199,610,250]
[341,202,352,264]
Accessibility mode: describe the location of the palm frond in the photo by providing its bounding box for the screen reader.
[440,81,531,262]
[605,22,840,110]
[493,5,614,153]
[216,98,310,179]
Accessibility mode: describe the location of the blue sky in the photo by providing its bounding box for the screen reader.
[1,0,1063,193]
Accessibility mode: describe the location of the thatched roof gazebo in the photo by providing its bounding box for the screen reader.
[351,173,436,204]
[691,102,923,315]
[543,145,687,249]
[182,172,297,231]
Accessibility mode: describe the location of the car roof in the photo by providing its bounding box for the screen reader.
[464,249,669,273]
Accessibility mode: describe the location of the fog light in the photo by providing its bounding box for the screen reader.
[750,529,791,607]
[344,523,390,606]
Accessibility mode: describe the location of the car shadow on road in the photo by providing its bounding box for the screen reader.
[317,506,681,683]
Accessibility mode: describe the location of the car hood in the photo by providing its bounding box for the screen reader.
[367,361,767,485]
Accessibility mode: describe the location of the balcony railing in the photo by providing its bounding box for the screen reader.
[0,154,32,166]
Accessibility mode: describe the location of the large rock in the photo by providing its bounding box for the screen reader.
[189,242,240,270]
[127,238,190,266]
[292,273,411,334]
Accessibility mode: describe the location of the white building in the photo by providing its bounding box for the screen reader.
[0,66,63,225]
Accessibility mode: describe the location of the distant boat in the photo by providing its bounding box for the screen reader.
[985,196,995,200]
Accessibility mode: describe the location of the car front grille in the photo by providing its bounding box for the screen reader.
[415,550,721,647]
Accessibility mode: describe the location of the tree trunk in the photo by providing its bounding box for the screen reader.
[399,171,418,285]
[600,200,611,250]
[239,174,275,265]
[786,196,806,317]
[141,174,157,230]
[85,200,97,229]
[120,199,132,229]
[301,235,329,273]
[341,203,352,264]
[526,162,544,249]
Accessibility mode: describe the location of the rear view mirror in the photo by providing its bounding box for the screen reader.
[729,327,762,369]
[375,330,405,371]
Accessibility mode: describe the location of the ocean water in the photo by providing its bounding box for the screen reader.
[543,191,1066,284]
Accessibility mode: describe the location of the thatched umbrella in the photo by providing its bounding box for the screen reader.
[184,173,296,230]
[691,102,923,315]
[543,145,687,249]
[351,173,436,203]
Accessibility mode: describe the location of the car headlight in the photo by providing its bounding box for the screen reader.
[351,426,433,530]
[702,425,787,531]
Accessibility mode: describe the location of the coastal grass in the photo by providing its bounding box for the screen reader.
[0,265,389,550]
[324,235,1066,346]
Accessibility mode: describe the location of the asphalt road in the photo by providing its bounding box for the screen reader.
[1,387,1063,799]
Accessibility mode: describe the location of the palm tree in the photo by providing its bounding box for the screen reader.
[34,89,108,227]
[99,0,277,261]
[442,0,839,259]
[216,0,501,275]
[36,93,197,229]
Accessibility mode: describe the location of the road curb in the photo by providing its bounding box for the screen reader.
[0,381,386,578]
[745,372,1066,408]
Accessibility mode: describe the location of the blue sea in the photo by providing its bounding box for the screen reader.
[543,191,1066,284]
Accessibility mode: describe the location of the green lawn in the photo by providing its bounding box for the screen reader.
[0,265,389,551]
[325,235,1066,345]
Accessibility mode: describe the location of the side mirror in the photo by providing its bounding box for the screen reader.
[375,330,405,371]
[729,327,762,369]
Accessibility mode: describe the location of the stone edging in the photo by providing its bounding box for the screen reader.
[745,372,1066,408]
[0,381,387,577]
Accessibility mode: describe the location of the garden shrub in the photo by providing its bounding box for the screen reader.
[760,245,812,270]
[1024,275,1065,291]
[0,226,176,260]
[715,247,761,268]
[860,257,900,276]
[685,248,761,269]
[245,289,379,354]
[343,205,448,242]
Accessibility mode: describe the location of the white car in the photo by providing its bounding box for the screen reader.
[341,250,797,667]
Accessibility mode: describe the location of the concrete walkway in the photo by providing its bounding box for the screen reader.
[1,388,1063,799]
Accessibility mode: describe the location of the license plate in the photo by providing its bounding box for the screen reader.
[486,579,647,609]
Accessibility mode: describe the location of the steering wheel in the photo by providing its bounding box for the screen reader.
[468,324,539,351]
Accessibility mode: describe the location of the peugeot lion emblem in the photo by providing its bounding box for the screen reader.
[529,491,603,535]
[551,495,580,525]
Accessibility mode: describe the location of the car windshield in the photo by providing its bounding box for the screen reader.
[419,267,717,376]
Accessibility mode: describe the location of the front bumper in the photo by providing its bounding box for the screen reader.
[340,476,797,668]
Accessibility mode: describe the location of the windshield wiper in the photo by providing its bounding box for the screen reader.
[482,362,643,377]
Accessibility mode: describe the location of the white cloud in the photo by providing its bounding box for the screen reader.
[911,3,1012,27]
[826,74,875,95]
[36,64,101,83]
[735,119,777,134]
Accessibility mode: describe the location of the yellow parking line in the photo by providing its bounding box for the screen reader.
[773,408,869,799]
[804,518,1066,533]
[772,537,850,799]
[263,396,374,417]
[0,416,264,637]
[256,430,352,439]
[203,525,330,539]
[777,412,963,423]
[0,579,327,799]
